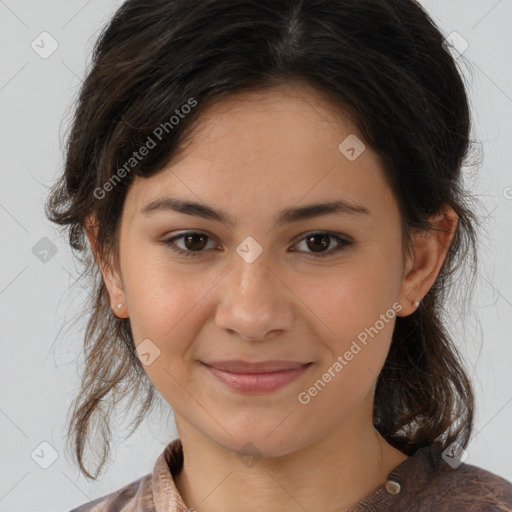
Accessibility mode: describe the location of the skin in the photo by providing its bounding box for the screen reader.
[88,83,458,512]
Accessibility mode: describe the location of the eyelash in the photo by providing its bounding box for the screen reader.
[161,231,353,259]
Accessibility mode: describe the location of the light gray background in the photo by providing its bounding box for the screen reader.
[1,1,511,511]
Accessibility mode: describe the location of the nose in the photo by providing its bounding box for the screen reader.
[214,253,294,341]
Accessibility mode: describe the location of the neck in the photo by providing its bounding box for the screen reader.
[173,398,408,512]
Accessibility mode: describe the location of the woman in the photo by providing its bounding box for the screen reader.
[46,0,512,510]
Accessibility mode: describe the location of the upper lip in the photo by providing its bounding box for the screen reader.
[202,360,312,373]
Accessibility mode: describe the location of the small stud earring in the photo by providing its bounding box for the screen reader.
[117,303,123,309]
[414,301,420,308]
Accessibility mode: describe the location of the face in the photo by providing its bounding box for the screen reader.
[94,83,445,458]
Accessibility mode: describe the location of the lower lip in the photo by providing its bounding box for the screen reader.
[201,363,312,393]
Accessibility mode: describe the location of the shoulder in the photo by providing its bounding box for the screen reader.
[413,456,512,511]
[439,462,512,511]
[66,473,152,512]
[66,438,185,512]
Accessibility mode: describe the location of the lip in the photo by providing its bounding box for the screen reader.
[201,360,313,393]
[203,360,312,373]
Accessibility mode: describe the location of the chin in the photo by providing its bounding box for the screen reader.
[215,428,307,462]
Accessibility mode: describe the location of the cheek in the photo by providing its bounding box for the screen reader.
[123,253,211,348]
[287,248,402,386]
[293,258,401,339]
[297,275,399,418]
[124,259,211,401]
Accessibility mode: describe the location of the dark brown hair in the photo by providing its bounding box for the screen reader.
[46,0,481,480]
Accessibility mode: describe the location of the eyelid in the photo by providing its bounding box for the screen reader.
[163,230,221,253]
[162,230,353,259]
[291,230,353,245]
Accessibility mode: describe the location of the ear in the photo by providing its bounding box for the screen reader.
[396,205,458,317]
[85,215,128,319]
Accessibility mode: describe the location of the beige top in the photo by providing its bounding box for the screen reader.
[68,438,512,512]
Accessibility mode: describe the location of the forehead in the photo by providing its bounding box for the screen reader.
[123,83,395,223]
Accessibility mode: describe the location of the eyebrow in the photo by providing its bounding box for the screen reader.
[140,196,370,227]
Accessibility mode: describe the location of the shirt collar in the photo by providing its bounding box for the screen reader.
[152,438,192,512]
[150,437,443,512]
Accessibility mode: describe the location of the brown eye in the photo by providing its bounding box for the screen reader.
[305,233,330,253]
[163,230,352,260]
[293,232,353,258]
[163,231,218,258]
[182,233,209,251]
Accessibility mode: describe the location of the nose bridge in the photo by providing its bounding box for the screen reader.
[214,245,293,340]
[231,233,277,296]
[232,247,279,311]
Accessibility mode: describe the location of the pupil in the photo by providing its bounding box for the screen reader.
[307,234,329,252]
[185,234,207,251]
